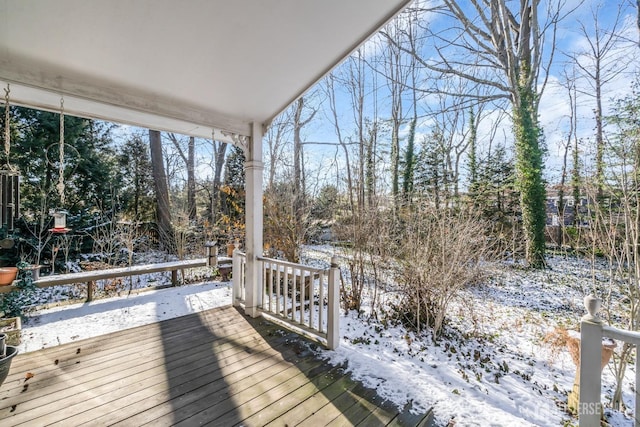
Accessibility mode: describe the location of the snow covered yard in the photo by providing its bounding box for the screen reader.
[11,247,638,426]
[304,246,636,426]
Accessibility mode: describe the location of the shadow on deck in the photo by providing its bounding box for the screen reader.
[0,305,434,426]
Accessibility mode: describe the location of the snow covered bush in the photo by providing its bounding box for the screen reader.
[390,206,492,337]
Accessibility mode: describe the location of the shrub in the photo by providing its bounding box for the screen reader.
[390,205,493,337]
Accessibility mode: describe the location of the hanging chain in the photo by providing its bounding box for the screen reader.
[57,98,65,206]
[3,84,9,164]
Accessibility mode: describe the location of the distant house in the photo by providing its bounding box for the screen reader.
[545,187,589,227]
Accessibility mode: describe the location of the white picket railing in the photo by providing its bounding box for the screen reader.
[579,295,640,426]
[231,250,340,349]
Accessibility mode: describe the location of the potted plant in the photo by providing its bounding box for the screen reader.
[0,332,18,388]
[0,267,17,286]
[0,261,37,346]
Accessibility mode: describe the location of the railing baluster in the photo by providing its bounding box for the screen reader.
[310,271,317,330]
[275,262,281,316]
[292,267,298,322]
[636,345,640,427]
[301,267,307,326]
[284,266,290,320]
[319,270,325,333]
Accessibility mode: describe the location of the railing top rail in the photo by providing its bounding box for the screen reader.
[32,258,208,287]
[257,256,328,274]
[602,325,640,347]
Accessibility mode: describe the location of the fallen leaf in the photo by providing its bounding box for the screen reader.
[24,372,34,381]
[21,384,28,393]
[10,405,16,412]
[76,348,81,355]
[54,359,59,365]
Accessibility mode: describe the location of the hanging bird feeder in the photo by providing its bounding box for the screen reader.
[49,98,70,234]
[49,209,70,234]
[0,84,21,236]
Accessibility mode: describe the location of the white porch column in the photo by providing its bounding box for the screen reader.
[244,121,264,318]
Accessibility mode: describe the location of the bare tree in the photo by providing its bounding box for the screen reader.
[265,110,292,190]
[380,19,413,210]
[390,0,568,267]
[149,129,174,251]
[568,2,635,202]
[292,96,317,214]
[167,133,196,221]
[210,140,227,224]
[325,74,356,212]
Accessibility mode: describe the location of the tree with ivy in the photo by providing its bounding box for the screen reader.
[390,0,561,267]
[467,108,479,200]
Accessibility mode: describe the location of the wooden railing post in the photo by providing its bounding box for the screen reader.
[579,295,604,427]
[232,249,242,307]
[327,256,340,350]
[87,280,94,302]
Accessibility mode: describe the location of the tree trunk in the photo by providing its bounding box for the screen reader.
[149,130,174,252]
[513,81,546,268]
[211,141,227,224]
[187,136,196,221]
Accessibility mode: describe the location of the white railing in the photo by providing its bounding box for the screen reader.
[232,250,340,349]
[579,295,640,427]
[232,250,247,305]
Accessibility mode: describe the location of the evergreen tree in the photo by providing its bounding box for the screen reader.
[475,146,518,222]
[117,135,154,221]
[414,126,448,209]
[223,146,246,188]
[10,107,116,223]
[220,145,246,235]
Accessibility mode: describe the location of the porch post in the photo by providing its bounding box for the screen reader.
[579,295,603,427]
[244,122,264,318]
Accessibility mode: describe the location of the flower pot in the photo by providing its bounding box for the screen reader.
[0,345,18,388]
[0,267,17,286]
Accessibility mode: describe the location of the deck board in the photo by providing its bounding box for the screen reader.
[0,305,433,426]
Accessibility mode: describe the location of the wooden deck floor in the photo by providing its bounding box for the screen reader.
[0,305,433,426]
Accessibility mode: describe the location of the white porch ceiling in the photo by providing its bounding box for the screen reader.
[0,0,410,143]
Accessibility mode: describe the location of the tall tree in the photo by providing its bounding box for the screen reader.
[467,107,479,199]
[149,129,174,251]
[569,3,634,203]
[117,135,154,221]
[292,97,317,216]
[393,0,563,267]
[210,140,228,224]
[381,17,412,209]
[167,133,197,221]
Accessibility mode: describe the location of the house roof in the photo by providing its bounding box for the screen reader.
[0,0,410,143]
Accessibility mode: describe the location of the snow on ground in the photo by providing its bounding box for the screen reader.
[12,248,638,426]
[19,281,232,353]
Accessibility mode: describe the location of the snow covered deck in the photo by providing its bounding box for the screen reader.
[0,305,433,426]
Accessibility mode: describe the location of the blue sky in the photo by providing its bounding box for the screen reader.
[285,0,640,193]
